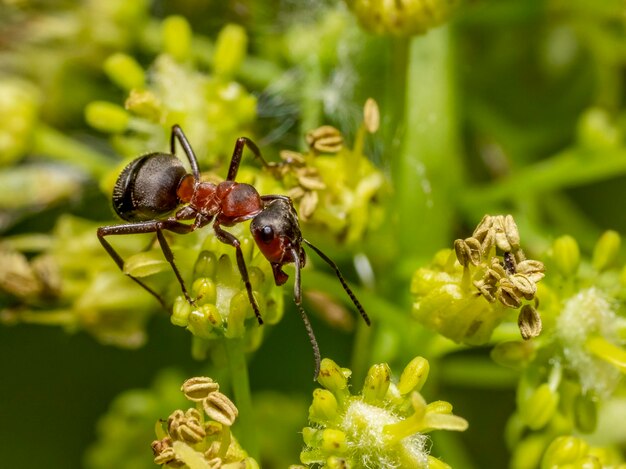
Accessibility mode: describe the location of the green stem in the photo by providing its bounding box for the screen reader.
[462,147,626,208]
[350,317,373,388]
[223,337,258,459]
[32,124,113,178]
[393,25,462,258]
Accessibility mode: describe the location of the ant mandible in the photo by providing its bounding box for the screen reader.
[98,125,371,377]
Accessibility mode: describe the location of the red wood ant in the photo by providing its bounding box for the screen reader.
[98,125,371,377]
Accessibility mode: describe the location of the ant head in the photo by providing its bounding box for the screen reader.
[113,153,188,222]
[250,198,305,269]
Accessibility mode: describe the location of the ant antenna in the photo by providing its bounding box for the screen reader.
[303,239,371,326]
[292,247,321,379]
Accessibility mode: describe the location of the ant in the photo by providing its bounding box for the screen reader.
[98,125,371,378]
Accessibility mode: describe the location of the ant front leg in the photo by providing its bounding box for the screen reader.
[170,125,200,180]
[97,219,196,308]
[212,220,264,325]
[226,137,275,181]
[290,247,321,379]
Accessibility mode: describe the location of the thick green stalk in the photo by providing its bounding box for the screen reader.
[393,25,462,258]
[223,337,258,459]
[462,147,626,208]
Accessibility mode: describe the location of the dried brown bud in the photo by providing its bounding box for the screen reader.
[516,260,545,283]
[497,280,523,309]
[508,274,537,300]
[168,408,206,443]
[181,376,219,401]
[279,150,306,165]
[203,391,239,426]
[363,98,380,133]
[454,237,482,266]
[306,126,343,153]
[518,304,542,340]
[299,191,319,221]
[152,437,181,466]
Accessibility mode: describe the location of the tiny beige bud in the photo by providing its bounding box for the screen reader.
[206,457,223,469]
[168,408,206,443]
[518,305,542,340]
[298,173,326,191]
[493,216,514,252]
[280,150,306,165]
[151,436,173,455]
[464,237,483,265]
[181,376,219,401]
[516,260,545,283]
[454,239,469,266]
[203,391,239,426]
[306,126,343,153]
[153,447,179,466]
[474,280,497,303]
[497,280,523,309]
[472,215,494,241]
[509,274,537,300]
[503,215,520,250]
[299,190,319,220]
[363,98,380,133]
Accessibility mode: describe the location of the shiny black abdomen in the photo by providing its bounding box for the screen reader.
[112,153,187,221]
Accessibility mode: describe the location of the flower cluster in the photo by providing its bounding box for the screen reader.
[0,215,155,348]
[541,435,626,469]
[151,376,258,468]
[295,356,468,468]
[168,221,284,356]
[412,214,545,345]
[498,231,626,469]
[269,99,385,245]
[344,0,460,36]
[87,16,257,173]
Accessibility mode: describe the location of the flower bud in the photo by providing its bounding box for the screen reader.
[573,393,597,434]
[192,278,217,305]
[542,435,589,467]
[104,53,145,91]
[362,363,391,402]
[309,389,339,423]
[592,230,621,272]
[85,101,130,133]
[520,383,559,430]
[398,356,429,394]
[552,235,580,277]
[319,429,348,454]
[318,359,349,397]
[171,296,192,327]
[162,16,192,61]
[214,24,248,78]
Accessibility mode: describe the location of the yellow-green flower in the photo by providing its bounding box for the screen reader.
[412,214,545,345]
[299,357,467,468]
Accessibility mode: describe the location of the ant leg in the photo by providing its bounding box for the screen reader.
[170,124,200,180]
[291,247,321,379]
[303,239,371,326]
[212,221,264,325]
[98,219,196,308]
[226,137,274,181]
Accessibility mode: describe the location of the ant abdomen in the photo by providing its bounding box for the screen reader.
[113,153,187,222]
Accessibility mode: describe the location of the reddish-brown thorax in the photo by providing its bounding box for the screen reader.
[177,178,263,225]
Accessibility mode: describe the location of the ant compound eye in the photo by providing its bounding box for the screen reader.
[259,225,274,244]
